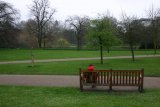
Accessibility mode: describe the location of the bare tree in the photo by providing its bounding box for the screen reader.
[22,19,38,47]
[120,13,142,61]
[0,0,19,48]
[30,0,56,48]
[42,20,58,48]
[66,16,89,50]
[146,4,160,54]
[18,19,62,48]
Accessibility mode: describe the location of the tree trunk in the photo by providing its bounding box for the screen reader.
[107,48,110,53]
[154,41,157,54]
[37,29,42,48]
[77,35,81,50]
[130,43,135,61]
[99,36,103,64]
[153,20,157,54]
[100,45,103,64]
[37,23,42,48]
[43,38,46,48]
[40,25,43,48]
[145,42,147,49]
[38,37,42,48]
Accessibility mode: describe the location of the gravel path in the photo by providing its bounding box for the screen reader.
[0,75,160,90]
[0,55,160,65]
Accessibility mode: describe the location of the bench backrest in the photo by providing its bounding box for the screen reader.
[80,70,111,85]
[111,70,144,86]
[80,69,144,86]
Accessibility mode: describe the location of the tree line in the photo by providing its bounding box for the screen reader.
[1,0,160,55]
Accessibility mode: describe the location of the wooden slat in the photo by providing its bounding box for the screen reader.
[116,71,118,85]
[132,72,134,85]
[119,71,121,85]
[123,72,125,84]
[138,71,140,85]
[126,71,128,85]
[98,72,100,84]
[107,72,109,84]
[109,69,112,90]
[113,72,115,84]
[104,72,106,84]
[135,72,137,85]
[101,72,103,84]
[129,71,131,85]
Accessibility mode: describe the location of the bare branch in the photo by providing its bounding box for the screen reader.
[29,0,56,48]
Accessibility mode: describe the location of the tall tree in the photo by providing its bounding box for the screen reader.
[87,16,119,64]
[42,20,60,48]
[66,16,90,50]
[30,0,56,48]
[146,5,160,54]
[138,19,152,49]
[19,19,38,48]
[0,0,19,48]
[62,29,76,45]
[120,14,142,61]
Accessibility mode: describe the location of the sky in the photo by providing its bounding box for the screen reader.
[4,0,160,22]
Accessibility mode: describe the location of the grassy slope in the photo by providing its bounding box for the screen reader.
[0,57,160,76]
[0,86,160,107]
[0,49,159,61]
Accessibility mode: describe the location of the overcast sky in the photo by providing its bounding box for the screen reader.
[5,0,160,22]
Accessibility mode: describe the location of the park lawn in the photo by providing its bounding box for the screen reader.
[0,86,160,107]
[0,57,160,76]
[0,49,160,61]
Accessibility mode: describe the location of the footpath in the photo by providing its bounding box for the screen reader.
[0,75,160,90]
[0,55,160,65]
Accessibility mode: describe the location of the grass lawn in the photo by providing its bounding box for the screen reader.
[0,49,160,61]
[0,86,160,107]
[0,57,160,76]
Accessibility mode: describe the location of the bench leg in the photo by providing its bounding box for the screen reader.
[80,85,83,92]
[80,79,83,92]
[92,85,96,88]
[138,86,141,92]
[140,85,144,93]
[109,85,112,92]
[138,86,143,93]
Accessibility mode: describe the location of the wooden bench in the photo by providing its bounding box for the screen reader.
[79,69,144,92]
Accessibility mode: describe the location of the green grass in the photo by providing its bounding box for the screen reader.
[0,86,160,107]
[0,57,160,76]
[0,49,160,61]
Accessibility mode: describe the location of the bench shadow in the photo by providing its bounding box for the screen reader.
[82,86,144,93]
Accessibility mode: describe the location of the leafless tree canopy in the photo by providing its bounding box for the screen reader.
[146,4,160,19]
[146,4,160,54]
[66,16,90,49]
[0,1,18,21]
[30,0,56,48]
[0,0,19,48]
